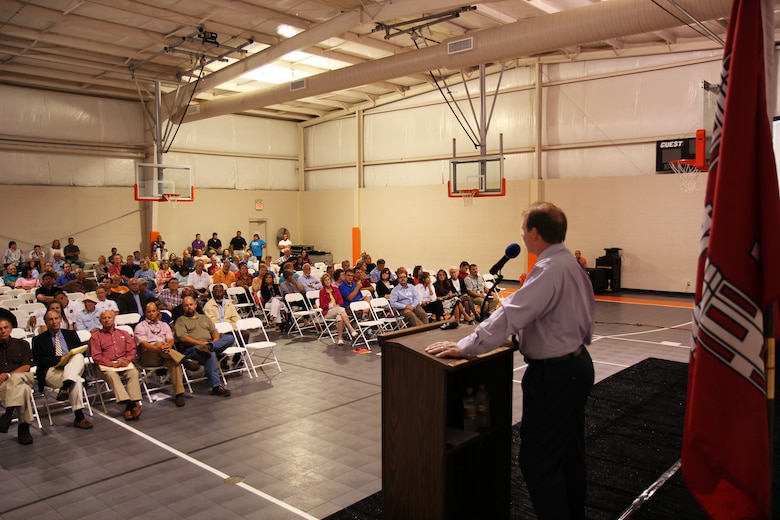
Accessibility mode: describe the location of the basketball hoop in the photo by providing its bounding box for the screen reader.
[161,193,181,208]
[669,160,702,193]
[459,189,478,206]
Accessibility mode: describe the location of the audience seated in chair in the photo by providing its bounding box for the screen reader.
[465,263,499,319]
[187,261,211,300]
[75,293,102,334]
[117,278,149,318]
[55,262,76,287]
[134,301,187,408]
[298,263,322,292]
[32,310,93,429]
[338,269,371,315]
[89,310,143,421]
[211,261,236,287]
[95,286,120,316]
[174,296,232,397]
[416,271,444,320]
[0,317,35,444]
[55,290,83,328]
[133,260,157,291]
[318,274,357,345]
[61,267,97,293]
[120,255,139,282]
[36,272,58,306]
[389,271,429,327]
[63,237,85,268]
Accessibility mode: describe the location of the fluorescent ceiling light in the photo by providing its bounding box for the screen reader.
[277,24,303,38]
[241,64,311,84]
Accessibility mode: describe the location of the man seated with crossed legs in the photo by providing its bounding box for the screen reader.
[174,296,233,397]
[32,310,93,429]
[135,301,189,408]
[0,317,35,444]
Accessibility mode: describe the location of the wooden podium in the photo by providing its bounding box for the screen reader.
[380,323,514,520]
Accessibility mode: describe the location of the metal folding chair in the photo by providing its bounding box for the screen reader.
[214,322,253,381]
[349,301,384,351]
[236,318,280,377]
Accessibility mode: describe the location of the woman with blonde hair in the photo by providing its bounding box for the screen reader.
[318,274,357,345]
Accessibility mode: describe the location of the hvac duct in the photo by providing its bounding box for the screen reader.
[177,0,731,123]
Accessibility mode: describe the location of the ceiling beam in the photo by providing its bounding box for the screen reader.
[180,0,731,122]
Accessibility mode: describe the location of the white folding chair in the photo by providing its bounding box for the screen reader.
[0,299,23,310]
[115,313,141,327]
[227,286,255,317]
[34,365,93,427]
[208,283,228,299]
[116,324,134,336]
[19,302,44,315]
[0,286,9,295]
[18,292,35,303]
[1,384,42,430]
[4,289,25,298]
[349,301,384,351]
[0,294,12,301]
[214,321,253,381]
[138,362,189,403]
[305,290,335,342]
[370,297,407,331]
[236,318,280,377]
[10,328,29,339]
[12,309,29,328]
[283,292,322,337]
[67,292,86,301]
[482,273,505,303]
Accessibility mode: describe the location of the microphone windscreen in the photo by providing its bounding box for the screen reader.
[505,243,522,258]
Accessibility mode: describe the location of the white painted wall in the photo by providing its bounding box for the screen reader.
[1,49,769,293]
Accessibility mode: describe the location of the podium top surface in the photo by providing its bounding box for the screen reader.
[379,323,513,370]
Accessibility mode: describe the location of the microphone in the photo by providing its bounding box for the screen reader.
[489,243,521,275]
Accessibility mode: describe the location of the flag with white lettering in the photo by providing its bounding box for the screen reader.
[682,0,780,518]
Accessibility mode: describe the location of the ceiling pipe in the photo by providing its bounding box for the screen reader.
[178,0,730,123]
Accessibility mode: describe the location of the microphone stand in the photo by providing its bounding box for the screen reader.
[480,272,503,321]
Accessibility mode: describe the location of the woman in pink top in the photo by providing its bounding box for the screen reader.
[155,259,173,293]
[14,265,39,290]
[318,274,356,345]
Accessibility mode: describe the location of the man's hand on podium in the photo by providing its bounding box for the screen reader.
[426,341,462,359]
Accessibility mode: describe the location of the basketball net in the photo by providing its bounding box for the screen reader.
[460,189,478,206]
[669,160,702,193]
[162,193,181,209]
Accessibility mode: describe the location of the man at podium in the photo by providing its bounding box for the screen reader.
[426,202,595,520]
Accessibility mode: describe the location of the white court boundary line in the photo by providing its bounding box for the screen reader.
[98,412,318,520]
[592,321,692,341]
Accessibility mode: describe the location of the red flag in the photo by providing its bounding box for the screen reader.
[682,0,780,517]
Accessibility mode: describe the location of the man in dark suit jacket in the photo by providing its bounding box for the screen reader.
[117,278,149,319]
[31,310,93,429]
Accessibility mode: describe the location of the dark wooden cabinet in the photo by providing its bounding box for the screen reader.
[380,324,514,519]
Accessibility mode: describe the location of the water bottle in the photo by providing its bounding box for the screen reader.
[475,384,491,430]
[463,387,477,431]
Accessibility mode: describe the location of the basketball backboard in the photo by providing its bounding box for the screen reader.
[448,155,506,198]
[135,163,194,202]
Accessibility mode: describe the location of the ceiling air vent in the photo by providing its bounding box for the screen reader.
[290,79,307,91]
[447,37,473,55]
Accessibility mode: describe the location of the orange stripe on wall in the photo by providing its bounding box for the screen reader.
[352,227,361,265]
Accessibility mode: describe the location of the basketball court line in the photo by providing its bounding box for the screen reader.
[98,411,318,520]
[595,295,694,309]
